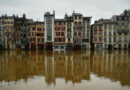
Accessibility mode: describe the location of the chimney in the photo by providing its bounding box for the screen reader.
[23,14,26,19]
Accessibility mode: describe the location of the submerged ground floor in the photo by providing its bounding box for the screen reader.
[0,43,91,50]
[92,43,130,50]
[1,43,130,50]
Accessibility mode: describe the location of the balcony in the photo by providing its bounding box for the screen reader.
[123,30,129,35]
[117,30,122,35]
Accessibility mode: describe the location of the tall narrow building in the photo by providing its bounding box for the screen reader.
[14,14,33,49]
[29,21,44,49]
[0,17,5,49]
[44,12,55,50]
[54,19,66,51]
[65,14,74,50]
[3,15,15,49]
[72,12,83,49]
[82,17,92,49]
[91,21,103,49]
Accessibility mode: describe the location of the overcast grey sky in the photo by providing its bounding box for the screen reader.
[0,0,130,23]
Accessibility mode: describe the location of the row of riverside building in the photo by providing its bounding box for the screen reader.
[0,10,130,50]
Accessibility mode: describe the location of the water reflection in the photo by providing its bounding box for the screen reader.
[0,50,130,87]
[90,50,130,86]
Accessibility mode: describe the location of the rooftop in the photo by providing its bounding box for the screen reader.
[55,19,65,22]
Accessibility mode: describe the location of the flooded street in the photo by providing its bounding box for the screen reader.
[0,50,130,90]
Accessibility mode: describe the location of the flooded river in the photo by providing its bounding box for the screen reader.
[0,50,130,90]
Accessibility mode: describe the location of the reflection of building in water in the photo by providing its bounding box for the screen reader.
[44,51,90,85]
[0,50,90,85]
[45,51,55,85]
[65,52,73,82]
[54,52,66,78]
[91,50,130,86]
[0,50,45,83]
[71,51,90,83]
[0,50,130,86]
[81,50,90,80]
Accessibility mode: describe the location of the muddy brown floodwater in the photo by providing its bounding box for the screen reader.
[0,50,130,90]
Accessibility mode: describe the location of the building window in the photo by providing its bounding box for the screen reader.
[67,28,71,32]
[38,38,40,42]
[99,31,102,35]
[109,30,111,35]
[54,46,58,49]
[32,27,35,31]
[61,32,64,36]
[94,26,97,30]
[104,30,107,35]
[79,32,81,36]
[74,32,77,36]
[60,46,64,49]
[99,37,102,41]
[47,36,51,41]
[125,17,128,21]
[104,37,107,43]
[104,24,107,29]
[113,31,116,35]
[94,31,97,35]
[114,37,116,42]
[124,37,127,42]
[68,38,70,42]
[113,26,116,29]
[56,22,59,25]
[79,16,81,19]
[38,28,42,31]
[56,32,58,36]
[118,37,121,42]
[105,44,107,48]
[55,38,57,42]
[62,27,65,30]
[61,22,65,25]
[94,37,97,41]
[42,39,44,42]
[99,25,102,30]
[75,22,77,25]
[33,38,36,42]
[79,21,81,25]
[109,24,112,29]
[62,38,65,42]
[109,37,111,43]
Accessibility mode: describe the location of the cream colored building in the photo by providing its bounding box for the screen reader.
[1,16,15,49]
[101,20,117,49]
[65,14,74,50]
[111,10,130,49]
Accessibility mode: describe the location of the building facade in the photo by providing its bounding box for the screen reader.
[72,12,83,49]
[1,10,130,50]
[0,12,92,50]
[65,15,74,50]
[91,21,103,49]
[0,15,15,49]
[0,17,5,49]
[54,19,66,51]
[44,12,55,50]
[82,17,91,49]
[92,19,117,50]
[29,22,44,49]
[14,14,33,49]
[101,19,117,49]
[111,10,130,49]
